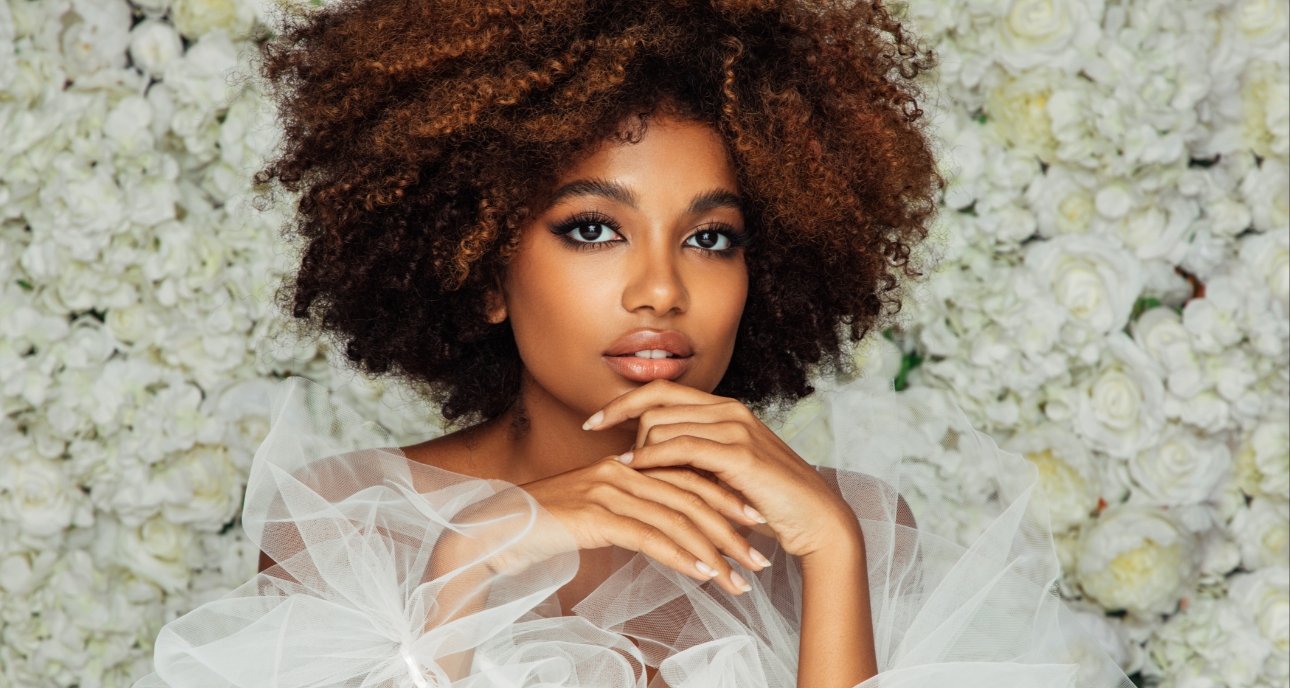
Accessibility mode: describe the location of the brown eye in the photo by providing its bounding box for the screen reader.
[569,223,618,243]
[686,229,731,250]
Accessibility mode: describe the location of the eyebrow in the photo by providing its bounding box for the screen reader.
[686,189,743,215]
[545,179,743,215]
[546,178,639,208]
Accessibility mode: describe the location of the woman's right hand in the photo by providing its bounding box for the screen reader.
[519,457,772,596]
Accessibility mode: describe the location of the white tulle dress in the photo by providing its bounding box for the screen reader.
[133,376,1134,688]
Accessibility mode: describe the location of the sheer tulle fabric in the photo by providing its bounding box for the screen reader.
[133,377,1133,688]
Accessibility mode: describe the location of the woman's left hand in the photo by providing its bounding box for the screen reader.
[585,380,863,559]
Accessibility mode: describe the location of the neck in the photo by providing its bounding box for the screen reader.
[480,371,636,484]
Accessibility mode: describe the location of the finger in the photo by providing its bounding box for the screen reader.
[621,435,751,482]
[640,420,753,450]
[601,491,751,595]
[632,403,752,448]
[583,380,724,431]
[639,467,767,527]
[623,470,768,571]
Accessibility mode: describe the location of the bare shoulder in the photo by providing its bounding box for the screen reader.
[400,423,508,481]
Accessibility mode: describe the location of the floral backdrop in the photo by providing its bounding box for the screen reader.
[0,0,1286,685]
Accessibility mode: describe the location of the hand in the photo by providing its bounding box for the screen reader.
[586,380,862,560]
[519,458,771,595]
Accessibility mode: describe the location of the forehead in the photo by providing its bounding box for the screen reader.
[558,118,739,196]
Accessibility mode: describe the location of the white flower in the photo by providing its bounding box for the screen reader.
[1077,504,1198,618]
[1128,424,1230,510]
[1027,164,1097,237]
[116,515,194,593]
[0,452,92,543]
[170,0,254,40]
[1241,228,1290,309]
[1235,417,1290,500]
[1066,600,1145,675]
[156,445,244,531]
[1232,498,1290,571]
[1241,59,1290,161]
[1148,597,1273,688]
[993,0,1104,73]
[1026,235,1144,335]
[1003,424,1099,531]
[128,20,183,79]
[1231,567,1290,656]
[1242,161,1290,232]
[59,0,132,76]
[1076,334,1166,459]
[1132,308,1202,395]
[985,68,1060,160]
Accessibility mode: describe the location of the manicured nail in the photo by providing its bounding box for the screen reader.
[730,570,752,593]
[617,451,633,464]
[749,547,772,569]
[695,561,719,578]
[743,504,766,524]
[582,411,604,430]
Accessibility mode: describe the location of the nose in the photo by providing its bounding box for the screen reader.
[621,239,688,316]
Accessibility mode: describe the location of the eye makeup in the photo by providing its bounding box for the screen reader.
[550,212,750,256]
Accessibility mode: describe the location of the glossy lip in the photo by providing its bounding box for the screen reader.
[603,330,694,383]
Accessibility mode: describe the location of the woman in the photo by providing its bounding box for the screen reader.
[135,0,1134,686]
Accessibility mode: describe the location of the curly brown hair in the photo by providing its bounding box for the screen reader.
[259,0,939,425]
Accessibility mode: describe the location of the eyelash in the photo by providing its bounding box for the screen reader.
[550,212,750,256]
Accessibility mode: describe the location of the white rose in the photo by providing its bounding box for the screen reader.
[1076,334,1166,459]
[1242,162,1290,232]
[1235,417,1290,500]
[116,515,193,593]
[1132,307,1198,376]
[1128,424,1231,508]
[1241,228,1290,309]
[128,20,183,79]
[156,445,244,531]
[994,0,1103,73]
[1149,598,1272,688]
[1077,504,1198,618]
[59,0,132,76]
[170,0,252,39]
[1182,298,1242,355]
[1003,424,1099,531]
[1027,164,1097,237]
[1026,235,1144,335]
[1229,0,1290,47]
[1204,197,1254,237]
[986,68,1059,160]
[1242,59,1290,161]
[1067,600,1145,675]
[1230,567,1290,659]
[1116,197,1197,264]
[0,454,81,540]
[1232,498,1290,571]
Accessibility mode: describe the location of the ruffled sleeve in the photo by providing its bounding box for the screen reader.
[133,376,1134,688]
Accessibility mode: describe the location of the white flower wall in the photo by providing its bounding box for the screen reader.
[0,0,1284,685]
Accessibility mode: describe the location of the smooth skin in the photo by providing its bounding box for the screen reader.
[268,115,878,686]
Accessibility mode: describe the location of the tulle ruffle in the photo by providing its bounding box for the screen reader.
[133,377,1133,688]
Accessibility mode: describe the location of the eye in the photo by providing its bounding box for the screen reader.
[685,229,733,251]
[565,222,621,244]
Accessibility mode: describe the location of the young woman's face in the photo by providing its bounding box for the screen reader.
[501,116,749,419]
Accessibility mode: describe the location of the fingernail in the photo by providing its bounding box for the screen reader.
[617,451,633,464]
[743,504,766,524]
[695,561,719,578]
[749,547,772,569]
[582,411,604,430]
[730,570,752,593]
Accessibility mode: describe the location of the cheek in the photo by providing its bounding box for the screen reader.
[504,245,622,380]
[687,260,748,383]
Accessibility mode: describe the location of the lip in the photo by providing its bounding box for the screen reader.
[603,330,694,383]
